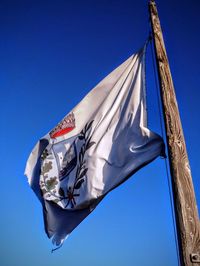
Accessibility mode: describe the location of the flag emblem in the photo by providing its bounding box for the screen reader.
[40,120,96,209]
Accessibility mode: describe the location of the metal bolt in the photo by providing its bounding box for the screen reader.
[191,253,200,263]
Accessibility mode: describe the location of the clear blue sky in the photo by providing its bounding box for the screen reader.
[1,0,199,265]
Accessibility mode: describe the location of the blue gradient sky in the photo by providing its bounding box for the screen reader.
[1,1,200,265]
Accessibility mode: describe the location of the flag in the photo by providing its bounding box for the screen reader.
[25,45,164,248]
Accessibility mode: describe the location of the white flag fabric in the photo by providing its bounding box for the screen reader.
[25,46,164,248]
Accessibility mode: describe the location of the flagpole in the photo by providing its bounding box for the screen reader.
[148,1,200,265]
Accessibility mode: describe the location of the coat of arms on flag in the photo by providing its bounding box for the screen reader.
[40,119,96,209]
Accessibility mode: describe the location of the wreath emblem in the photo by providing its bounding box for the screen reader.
[40,120,95,209]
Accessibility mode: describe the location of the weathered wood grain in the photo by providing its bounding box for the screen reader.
[149,1,200,265]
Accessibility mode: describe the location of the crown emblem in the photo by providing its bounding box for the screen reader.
[50,112,75,138]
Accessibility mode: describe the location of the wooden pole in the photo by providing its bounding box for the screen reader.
[149,1,200,265]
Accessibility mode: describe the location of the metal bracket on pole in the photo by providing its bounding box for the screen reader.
[190,253,200,263]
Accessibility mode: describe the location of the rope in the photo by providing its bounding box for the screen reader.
[148,33,181,266]
[51,243,63,253]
